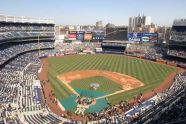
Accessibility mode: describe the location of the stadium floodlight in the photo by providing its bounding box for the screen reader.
[38,32,41,56]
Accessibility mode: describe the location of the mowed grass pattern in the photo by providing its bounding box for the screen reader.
[70,76,123,93]
[48,54,176,104]
[48,73,74,99]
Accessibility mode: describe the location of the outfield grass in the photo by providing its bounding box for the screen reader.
[48,54,176,104]
[70,76,123,93]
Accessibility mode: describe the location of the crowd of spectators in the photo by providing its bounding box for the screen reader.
[0,24,54,32]
[170,32,186,41]
[102,41,126,47]
[0,42,54,65]
[150,72,186,123]
[126,43,186,68]
[0,49,68,124]
[0,32,54,41]
[167,49,186,59]
[125,43,165,60]
[154,95,186,123]
[0,22,54,42]
[55,42,101,53]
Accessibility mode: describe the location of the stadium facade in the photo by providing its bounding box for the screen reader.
[0,15,55,43]
[166,19,186,66]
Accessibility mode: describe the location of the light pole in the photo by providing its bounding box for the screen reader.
[38,32,41,56]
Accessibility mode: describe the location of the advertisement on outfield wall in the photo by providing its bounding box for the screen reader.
[128,33,158,42]
[84,33,92,41]
[149,35,158,42]
[128,33,141,42]
[76,31,84,40]
[68,31,77,40]
[34,86,41,104]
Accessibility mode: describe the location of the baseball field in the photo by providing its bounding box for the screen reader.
[47,54,177,109]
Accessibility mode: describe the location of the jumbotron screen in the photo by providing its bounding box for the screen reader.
[84,33,92,41]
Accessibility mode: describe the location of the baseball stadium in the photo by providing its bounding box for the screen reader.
[0,13,186,124]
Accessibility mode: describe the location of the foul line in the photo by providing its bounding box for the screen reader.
[57,77,79,96]
[96,78,167,100]
[95,90,125,100]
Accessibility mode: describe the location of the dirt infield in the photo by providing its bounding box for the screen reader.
[57,70,144,93]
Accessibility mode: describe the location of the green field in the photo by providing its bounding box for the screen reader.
[70,76,123,93]
[48,54,176,105]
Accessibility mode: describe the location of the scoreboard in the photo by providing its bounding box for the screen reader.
[76,31,84,41]
[92,31,105,40]
[128,33,158,42]
[68,31,105,41]
[84,32,92,41]
[68,31,77,40]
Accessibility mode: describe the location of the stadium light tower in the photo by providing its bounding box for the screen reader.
[38,32,41,56]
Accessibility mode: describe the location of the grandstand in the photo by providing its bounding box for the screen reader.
[0,15,59,123]
[0,15,55,66]
[0,15,54,43]
[166,19,186,68]
[168,19,186,48]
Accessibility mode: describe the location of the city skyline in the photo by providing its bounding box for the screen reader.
[1,0,186,26]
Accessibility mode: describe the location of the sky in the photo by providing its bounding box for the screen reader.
[0,0,186,26]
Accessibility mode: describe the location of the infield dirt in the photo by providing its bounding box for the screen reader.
[57,70,144,92]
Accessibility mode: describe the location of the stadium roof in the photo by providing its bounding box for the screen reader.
[0,15,54,24]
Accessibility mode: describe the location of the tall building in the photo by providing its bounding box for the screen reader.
[137,14,142,26]
[129,17,133,27]
[105,23,115,28]
[129,14,152,27]
[128,14,152,32]
[142,15,146,25]
[96,21,103,30]
[145,16,152,25]
[55,26,68,43]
